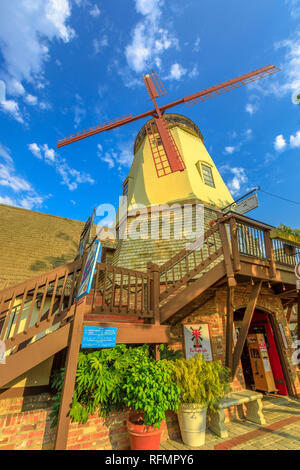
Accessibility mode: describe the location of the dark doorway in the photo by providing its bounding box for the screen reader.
[234,309,289,395]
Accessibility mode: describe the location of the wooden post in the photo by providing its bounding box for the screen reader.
[231,281,262,378]
[229,217,241,273]
[298,293,300,342]
[54,302,85,450]
[264,230,276,279]
[148,262,161,360]
[286,305,293,324]
[225,286,234,370]
[218,221,236,288]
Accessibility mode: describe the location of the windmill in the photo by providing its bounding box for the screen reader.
[57,65,280,177]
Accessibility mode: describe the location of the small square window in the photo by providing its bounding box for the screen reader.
[200,163,215,187]
[123,179,129,196]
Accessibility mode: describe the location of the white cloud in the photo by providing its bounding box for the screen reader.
[28,142,94,191]
[93,36,108,55]
[97,141,134,172]
[90,4,101,17]
[0,143,44,209]
[224,146,237,155]
[167,63,187,81]
[0,99,24,123]
[245,103,257,115]
[194,37,201,52]
[0,1,76,121]
[221,166,248,197]
[285,0,300,18]
[28,143,42,159]
[125,0,178,73]
[290,130,300,147]
[274,134,287,151]
[24,94,38,106]
[0,1,75,84]
[73,94,86,128]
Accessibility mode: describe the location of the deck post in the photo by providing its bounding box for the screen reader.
[231,281,262,378]
[148,262,161,360]
[225,285,234,370]
[264,229,276,279]
[229,217,241,273]
[298,293,300,342]
[54,302,85,450]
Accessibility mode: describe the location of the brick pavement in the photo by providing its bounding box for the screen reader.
[160,396,300,450]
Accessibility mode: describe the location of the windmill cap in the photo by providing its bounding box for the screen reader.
[134,113,204,154]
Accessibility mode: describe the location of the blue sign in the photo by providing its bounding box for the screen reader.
[76,239,101,301]
[81,326,117,348]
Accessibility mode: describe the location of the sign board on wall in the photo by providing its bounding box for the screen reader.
[81,326,117,348]
[77,209,95,259]
[183,323,213,361]
[76,239,101,301]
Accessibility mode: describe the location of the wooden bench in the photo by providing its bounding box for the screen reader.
[208,389,266,438]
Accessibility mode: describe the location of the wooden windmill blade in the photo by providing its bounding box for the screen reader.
[142,72,186,175]
[56,64,280,166]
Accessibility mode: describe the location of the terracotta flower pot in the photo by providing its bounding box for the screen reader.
[126,413,163,450]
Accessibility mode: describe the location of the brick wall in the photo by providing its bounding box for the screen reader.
[169,282,300,395]
[0,394,180,450]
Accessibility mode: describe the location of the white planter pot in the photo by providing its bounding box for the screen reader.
[177,403,207,447]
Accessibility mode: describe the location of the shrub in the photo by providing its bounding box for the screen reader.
[122,354,180,428]
[50,344,180,427]
[173,354,230,411]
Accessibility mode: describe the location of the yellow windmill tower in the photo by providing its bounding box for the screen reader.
[56,66,280,270]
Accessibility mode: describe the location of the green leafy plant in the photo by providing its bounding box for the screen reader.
[122,355,180,428]
[50,344,151,426]
[270,224,300,245]
[159,343,183,361]
[50,344,180,428]
[172,354,231,411]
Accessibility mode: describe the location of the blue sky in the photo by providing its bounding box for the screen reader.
[0,0,299,229]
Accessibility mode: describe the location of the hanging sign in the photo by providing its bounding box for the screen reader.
[81,326,117,348]
[233,193,258,215]
[77,209,95,259]
[183,323,213,361]
[295,261,300,280]
[76,239,101,301]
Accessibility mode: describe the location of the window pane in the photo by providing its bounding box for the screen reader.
[201,164,215,187]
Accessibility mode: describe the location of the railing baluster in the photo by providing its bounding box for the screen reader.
[47,275,59,322]
[23,282,39,333]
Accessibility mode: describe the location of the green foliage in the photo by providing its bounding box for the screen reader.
[50,344,180,428]
[276,224,300,239]
[172,354,231,411]
[122,355,180,428]
[159,344,183,361]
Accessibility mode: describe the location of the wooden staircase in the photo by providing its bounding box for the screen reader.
[0,213,299,391]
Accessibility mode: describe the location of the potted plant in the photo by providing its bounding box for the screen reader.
[173,354,230,447]
[122,352,180,450]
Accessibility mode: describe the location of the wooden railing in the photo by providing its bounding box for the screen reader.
[0,258,83,349]
[94,263,154,317]
[158,222,223,302]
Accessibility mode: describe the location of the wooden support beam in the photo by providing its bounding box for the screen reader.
[54,303,85,450]
[298,293,300,342]
[225,286,234,369]
[264,230,276,279]
[229,218,241,273]
[218,221,236,288]
[231,281,262,378]
[286,305,293,324]
[83,321,171,344]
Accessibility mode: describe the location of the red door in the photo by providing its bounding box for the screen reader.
[250,312,288,396]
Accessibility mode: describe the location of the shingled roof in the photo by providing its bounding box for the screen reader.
[0,204,95,290]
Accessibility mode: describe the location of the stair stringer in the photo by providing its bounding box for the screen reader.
[160,259,226,324]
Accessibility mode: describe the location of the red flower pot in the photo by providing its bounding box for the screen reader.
[126,414,163,450]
